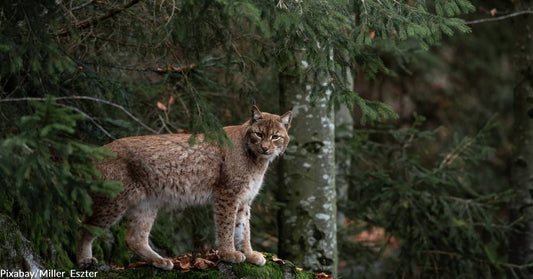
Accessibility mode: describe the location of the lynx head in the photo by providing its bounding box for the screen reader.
[245,105,292,161]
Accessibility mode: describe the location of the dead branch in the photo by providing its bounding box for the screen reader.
[53,0,141,37]
[465,10,533,25]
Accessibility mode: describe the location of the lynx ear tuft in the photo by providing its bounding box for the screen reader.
[280,110,293,130]
[251,105,262,123]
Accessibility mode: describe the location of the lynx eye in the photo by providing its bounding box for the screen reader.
[254,132,264,139]
[271,135,280,141]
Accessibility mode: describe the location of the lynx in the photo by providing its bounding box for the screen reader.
[76,105,292,270]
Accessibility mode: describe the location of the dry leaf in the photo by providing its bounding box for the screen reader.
[272,255,285,265]
[179,257,191,270]
[314,272,333,279]
[193,258,216,269]
[110,264,124,270]
[296,267,303,271]
[370,30,376,40]
[168,95,175,105]
[205,249,220,263]
[126,261,149,269]
[490,8,497,16]
[156,101,167,111]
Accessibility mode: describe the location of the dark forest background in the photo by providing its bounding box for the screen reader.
[1,0,533,278]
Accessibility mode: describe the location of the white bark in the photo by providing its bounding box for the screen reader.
[278,72,338,277]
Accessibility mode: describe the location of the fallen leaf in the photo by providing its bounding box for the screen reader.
[110,264,124,270]
[205,249,220,263]
[179,256,192,270]
[490,8,497,16]
[193,257,216,269]
[168,95,175,105]
[314,272,333,279]
[296,267,303,271]
[370,30,376,40]
[156,101,167,111]
[126,261,150,269]
[272,255,285,264]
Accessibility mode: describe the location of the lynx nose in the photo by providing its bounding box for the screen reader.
[261,146,270,154]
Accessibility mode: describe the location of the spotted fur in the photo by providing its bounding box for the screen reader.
[76,105,292,270]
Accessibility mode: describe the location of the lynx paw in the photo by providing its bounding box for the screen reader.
[220,250,246,263]
[78,257,98,270]
[245,251,266,266]
[152,258,174,270]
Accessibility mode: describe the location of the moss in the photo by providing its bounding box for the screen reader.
[93,253,315,279]
[231,260,283,279]
[0,215,24,267]
[95,267,222,279]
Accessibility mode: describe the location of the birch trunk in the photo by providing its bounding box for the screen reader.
[278,71,338,277]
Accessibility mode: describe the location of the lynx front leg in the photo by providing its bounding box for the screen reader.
[235,203,266,266]
[214,198,246,263]
[125,203,173,270]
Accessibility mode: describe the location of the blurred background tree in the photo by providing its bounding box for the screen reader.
[0,0,531,278]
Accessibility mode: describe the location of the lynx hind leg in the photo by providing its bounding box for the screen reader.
[125,202,173,270]
[76,229,99,269]
[77,198,127,269]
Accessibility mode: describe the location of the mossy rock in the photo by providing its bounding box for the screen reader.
[0,214,44,273]
[95,254,314,279]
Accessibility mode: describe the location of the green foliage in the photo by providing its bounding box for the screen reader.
[340,115,512,278]
[0,0,486,275]
[0,97,121,266]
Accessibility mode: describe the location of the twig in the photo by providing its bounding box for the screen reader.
[465,10,533,25]
[57,103,116,140]
[53,0,141,37]
[71,0,96,11]
[0,95,155,133]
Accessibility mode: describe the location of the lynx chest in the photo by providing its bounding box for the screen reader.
[242,174,265,203]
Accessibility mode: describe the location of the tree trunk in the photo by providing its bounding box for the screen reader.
[278,71,338,277]
[335,68,354,227]
[509,1,533,277]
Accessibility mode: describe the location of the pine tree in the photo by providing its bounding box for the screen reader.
[341,116,512,278]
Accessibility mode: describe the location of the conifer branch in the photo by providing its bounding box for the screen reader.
[0,96,224,161]
[465,10,533,25]
[80,61,196,74]
[53,0,141,37]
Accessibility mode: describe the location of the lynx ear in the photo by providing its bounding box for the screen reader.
[280,110,293,130]
[251,105,262,123]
